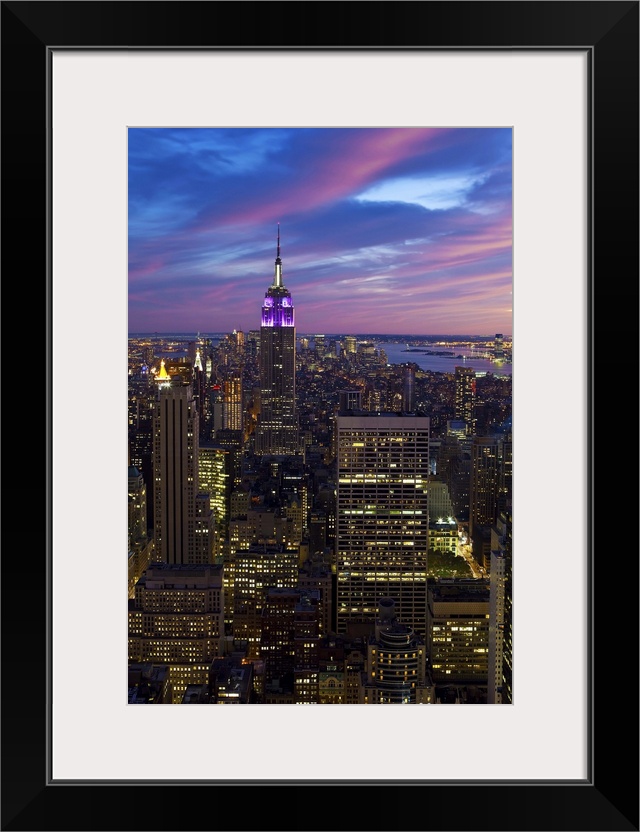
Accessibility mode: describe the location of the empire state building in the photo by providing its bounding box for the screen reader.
[255,227,299,456]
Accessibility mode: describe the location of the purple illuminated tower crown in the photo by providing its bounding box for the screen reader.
[261,224,294,327]
[256,225,298,456]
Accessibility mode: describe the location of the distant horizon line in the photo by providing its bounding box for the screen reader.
[128,331,512,339]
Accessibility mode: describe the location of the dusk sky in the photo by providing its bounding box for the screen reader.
[128,127,512,336]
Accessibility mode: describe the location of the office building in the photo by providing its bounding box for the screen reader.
[498,432,513,517]
[427,579,490,685]
[488,511,512,703]
[335,412,430,638]
[128,563,225,703]
[128,465,148,549]
[338,390,363,413]
[198,441,230,534]
[260,587,321,701]
[293,591,321,703]
[360,598,434,704]
[343,335,357,356]
[469,436,500,539]
[129,455,154,598]
[233,542,298,658]
[454,366,476,435]
[402,365,416,412]
[223,372,243,432]
[427,479,456,524]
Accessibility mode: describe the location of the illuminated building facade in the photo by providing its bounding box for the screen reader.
[427,579,490,684]
[260,587,320,701]
[128,541,154,600]
[498,432,513,517]
[428,519,459,555]
[335,413,430,638]
[128,465,148,549]
[128,372,155,483]
[255,227,299,456]
[128,563,224,703]
[223,372,243,432]
[127,466,154,598]
[427,479,456,523]
[360,599,434,704]
[344,335,357,355]
[454,365,476,436]
[233,542,298,658]
[293,591,321,703]
[198,441,230,534]
[488,511,512,703]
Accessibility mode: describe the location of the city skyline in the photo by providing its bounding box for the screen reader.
[129,127,512,336]
[128,235,513,704]
[128,129,513,706]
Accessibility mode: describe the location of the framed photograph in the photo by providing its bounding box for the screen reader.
[2,2,638,831]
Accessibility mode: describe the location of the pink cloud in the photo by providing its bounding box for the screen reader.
[191,129,454,233]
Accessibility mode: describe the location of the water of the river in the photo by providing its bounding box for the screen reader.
[379,342,512,376]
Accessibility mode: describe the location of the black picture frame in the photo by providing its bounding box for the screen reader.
[2,2,638,830]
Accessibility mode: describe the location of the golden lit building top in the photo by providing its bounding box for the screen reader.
[154,359,171,388]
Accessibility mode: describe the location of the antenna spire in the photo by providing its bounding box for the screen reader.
[273,223,283,287]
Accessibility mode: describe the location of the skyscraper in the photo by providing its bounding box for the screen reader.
[222,372,243,432]
[427,578,490,686]
[335,412,430,638]
[344,335,357,356]
[192,348,208,440]
[488,509,512,703]
[402,365,416,412]
[454,365,476,436]
[469,436,500,538]
[255,226,299,456]
[198,441,230,534]
[153,382,211,564]
[128,465,148,549]
[128,465,153,598]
